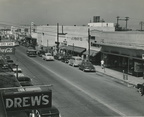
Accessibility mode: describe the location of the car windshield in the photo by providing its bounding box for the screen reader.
[46,53,52,56]
[76,58,82,60]
[85,62,93,66]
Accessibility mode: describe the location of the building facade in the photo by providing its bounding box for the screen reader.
[91,30,144,77]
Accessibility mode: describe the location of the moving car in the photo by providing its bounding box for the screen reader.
[42,53,54,61]
[69,56,82,67]
[17,76,33,86]
[79,60,96,72]
[26,49,37,57]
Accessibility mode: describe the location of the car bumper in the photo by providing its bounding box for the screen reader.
[84,68,95,72]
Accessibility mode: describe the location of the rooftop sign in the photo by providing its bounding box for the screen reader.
[2,90,52,111]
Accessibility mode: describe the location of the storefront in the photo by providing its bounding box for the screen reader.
[83,50,101,65]
[63,45,86,57]
[101,45,144,77]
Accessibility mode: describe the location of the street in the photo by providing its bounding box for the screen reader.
[11,46,144,117]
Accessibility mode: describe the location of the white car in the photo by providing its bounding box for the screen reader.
[42,53,54,61]
[69,56,82,67]
[13,67,24,77]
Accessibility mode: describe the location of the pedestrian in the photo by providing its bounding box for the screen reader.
[101,59,104,69]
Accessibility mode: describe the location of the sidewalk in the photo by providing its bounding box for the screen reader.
[94,65,144,87]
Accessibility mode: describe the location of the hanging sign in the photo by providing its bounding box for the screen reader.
[0,46,15,54]
[2,90,52,111]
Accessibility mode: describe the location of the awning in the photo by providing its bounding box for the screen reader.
[83,50,99,56]
[101,45,144,60]
[65,45,86,54]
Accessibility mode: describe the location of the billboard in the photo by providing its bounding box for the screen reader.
[0,46,15,54]
[2,90,52,111]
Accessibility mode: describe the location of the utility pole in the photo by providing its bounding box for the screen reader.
[56,23,59,54]
[125,17,129,30]
[73,43,74,56]
[88,28,91,61]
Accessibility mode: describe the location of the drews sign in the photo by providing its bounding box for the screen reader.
[2,91,52,111]
[0,46,15,54]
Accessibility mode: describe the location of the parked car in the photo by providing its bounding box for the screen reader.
[4,55,11,60]
[17,76,33,86]
[37,50,45,57]
[13,67,24,77]
[54,53,63,60]
[69,56,82,67]
[6,59,14,67]
[8,63,17,70]
[61,54,72,63]
[34,106,61,117]
[42,53,54,61]
[79,60,96,72]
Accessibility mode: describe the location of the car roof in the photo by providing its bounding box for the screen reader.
[17,76,31,81]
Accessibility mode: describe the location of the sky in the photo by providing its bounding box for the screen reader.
[0,0,144,30]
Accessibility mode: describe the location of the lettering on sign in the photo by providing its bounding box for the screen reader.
[71,37,83,41]
[3,91,52,111]
[0,46,15,54]
[0,42,15,46]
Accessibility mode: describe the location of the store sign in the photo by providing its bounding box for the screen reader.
[71,37,83,41]
[0,46,15,54]
[2,91,52,111]
[0,42,15,46]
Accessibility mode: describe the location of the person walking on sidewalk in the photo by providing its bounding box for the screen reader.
[101,59,104,69]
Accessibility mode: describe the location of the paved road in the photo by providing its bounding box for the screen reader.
[11,46,144,117]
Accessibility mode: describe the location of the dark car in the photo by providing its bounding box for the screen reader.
[7,59,14,64]
[17,76,33,86]
[54,53,63,60]
[4,55,11,60]
[37,50,45,57]
[79,60,96,72]
[8,63,17,69]
[35,106,61,117]
[61,54,72,63]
